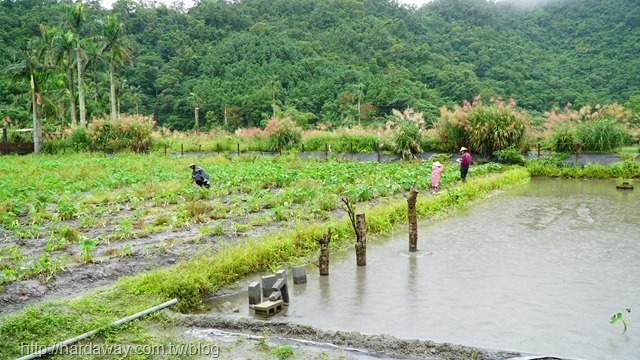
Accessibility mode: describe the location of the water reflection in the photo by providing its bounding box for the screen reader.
[215,179,639,359]
[406,255,417,298]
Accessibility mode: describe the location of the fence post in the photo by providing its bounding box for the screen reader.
[377,143,381,163]
[301,143,305,152]
[237,143,240,156]
[408,185,418,252]
[325,143,329,161]
[164,143,167,156]
[350,142,353,153]
[537,143,541,158]
[2,128,7,155]
[181,143,184,156]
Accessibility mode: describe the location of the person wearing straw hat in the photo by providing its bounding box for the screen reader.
[457,147,472,182]
[189,163,210,188]
[431,160,444,191]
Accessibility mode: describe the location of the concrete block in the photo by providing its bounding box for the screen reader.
[253,300,284,317]
[218,301,239,314]
[275,269,287,284]
[292,265,307,284]
[268,290,281,301]
[273,278,289,304]
[261,275,277,297]
[248,281,261,305]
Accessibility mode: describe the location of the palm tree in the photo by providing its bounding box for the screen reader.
[50,28,78,127]
[67,3,88,127]
[189,92,201,131]
[6,40,47,154]
[99,14,132,121]
[267,76,279,119]
[354,83,365,126]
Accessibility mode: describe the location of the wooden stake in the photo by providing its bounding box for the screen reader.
[355,213,366,266]
[408,185,418,252]
[342,198,366,266]
[317,228,331,276]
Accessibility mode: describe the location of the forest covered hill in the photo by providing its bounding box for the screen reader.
[1,0,639,130]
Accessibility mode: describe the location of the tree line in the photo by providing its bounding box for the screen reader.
[1,0,639,137]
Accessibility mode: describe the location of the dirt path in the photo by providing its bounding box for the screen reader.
[171,312,533,360]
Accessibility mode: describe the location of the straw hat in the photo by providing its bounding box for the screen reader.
[459,147,468,152]
[433,161,443,167]
[188,163,196,168]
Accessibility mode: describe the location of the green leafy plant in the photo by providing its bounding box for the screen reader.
[31,254,69,283]
[493,145,525,165]
[271,344,294,359]
[44,238,68,252]
[610,308,631,332]
[256,327,270,351]
[121,244,133,257]
[79,237,98,263]
[54,225,81,243]
[56,201,79,221]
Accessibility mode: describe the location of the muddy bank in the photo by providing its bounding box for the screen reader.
[172,312,529,360]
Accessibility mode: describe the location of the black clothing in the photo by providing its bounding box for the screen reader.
[191,166,210,188]
[460,163,469,182]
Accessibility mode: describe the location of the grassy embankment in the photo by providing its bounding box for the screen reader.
[526,156,640,178]
[0,152,575,359]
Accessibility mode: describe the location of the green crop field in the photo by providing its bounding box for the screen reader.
[0,153,530,359]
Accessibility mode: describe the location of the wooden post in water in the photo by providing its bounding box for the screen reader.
[342,198,366,266]
[317,228,331,276]
[355,214,366,266]
[537,143,541,158]
[164,143,167,156]
[237,143,240,156]
[325,143,329,161]
[408,185,418,252]
[181,144,184,156]
[574,143,581,164]
[377,143,381,163]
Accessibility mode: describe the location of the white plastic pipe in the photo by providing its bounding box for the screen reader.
[16,298,178,360]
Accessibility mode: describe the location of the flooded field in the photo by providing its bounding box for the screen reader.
[210,178,640,360]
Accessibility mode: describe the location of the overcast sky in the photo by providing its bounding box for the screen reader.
[100,0,433,10]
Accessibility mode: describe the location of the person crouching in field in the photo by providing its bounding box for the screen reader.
[431,161,444,191]
[189,163,210,188]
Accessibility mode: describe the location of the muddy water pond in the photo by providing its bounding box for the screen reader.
[211,178,640,359]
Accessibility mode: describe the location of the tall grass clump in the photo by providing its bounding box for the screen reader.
[436,96,529,155]
[86,115,155,152]
[264,117,302,152]
[543,103,632,152]
[577,118,629,151]
[302,125,383,153]
[388,108,425,159]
